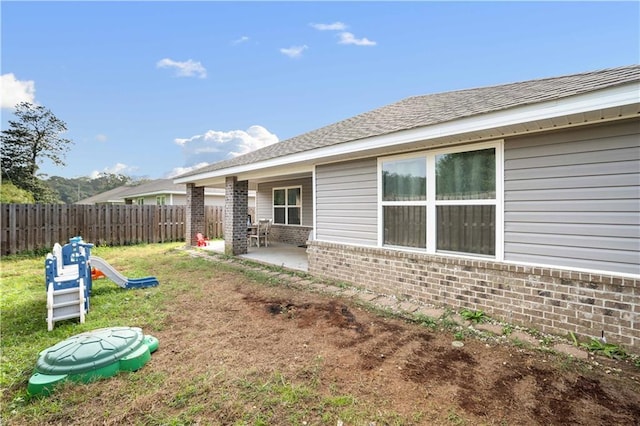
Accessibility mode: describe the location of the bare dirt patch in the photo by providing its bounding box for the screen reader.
[12,254,640,425]
[150,260,639,425]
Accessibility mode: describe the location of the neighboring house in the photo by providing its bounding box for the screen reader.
[75,185,133,205]
[175,65,640,348]
[78,179,256,207]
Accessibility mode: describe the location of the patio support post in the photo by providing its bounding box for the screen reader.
[185,183,205,247]
[224,176,248,255]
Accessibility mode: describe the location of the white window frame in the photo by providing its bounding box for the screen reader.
[156,195,166,205]
[377,140,504,260]
[379,152,428,249]
[272,186,303,226]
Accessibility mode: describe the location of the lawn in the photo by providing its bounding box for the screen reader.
[1,243,639,425]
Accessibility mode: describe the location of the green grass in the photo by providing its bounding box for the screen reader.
[1,244,182,395]
[581,338,629,360]
[0,243,419,425]
[412,313,439,329]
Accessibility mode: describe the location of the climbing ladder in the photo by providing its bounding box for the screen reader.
[44,238,92,331]
[46,280,86,331]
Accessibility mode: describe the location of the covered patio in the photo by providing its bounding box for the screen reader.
[203,240,309,272]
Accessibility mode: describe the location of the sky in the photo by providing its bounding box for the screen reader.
[2,1,639,180]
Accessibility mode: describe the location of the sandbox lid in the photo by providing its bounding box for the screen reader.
[28,326,159,396]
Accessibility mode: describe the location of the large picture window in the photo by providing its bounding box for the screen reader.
[273,186,301,225]
[380,144,500,257]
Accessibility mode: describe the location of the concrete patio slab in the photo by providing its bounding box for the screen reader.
[203,240,309,272]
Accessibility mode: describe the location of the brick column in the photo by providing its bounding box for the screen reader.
[185,183,205,247]
[224,177,248,255]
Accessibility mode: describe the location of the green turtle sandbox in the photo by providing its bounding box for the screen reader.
[28,326,159,396]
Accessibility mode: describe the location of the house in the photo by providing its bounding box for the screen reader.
[174,65,640,349]
[77,179,256,207]
[75,185,134,205]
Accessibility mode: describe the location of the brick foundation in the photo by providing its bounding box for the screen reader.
[307,241,639,351]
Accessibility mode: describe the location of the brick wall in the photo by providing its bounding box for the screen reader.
[269,225,313,246]
[185,184,205,246]
[307,241,639,351]
[224,177,248,255]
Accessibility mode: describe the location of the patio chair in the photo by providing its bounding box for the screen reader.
[196,233,209,247]
[249,219,271,247]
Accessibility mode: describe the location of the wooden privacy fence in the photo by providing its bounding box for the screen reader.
[1,204,234,255]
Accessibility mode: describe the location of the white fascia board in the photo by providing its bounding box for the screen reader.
[174,163,313,185]
[125,191,173,198]
[175,83,639,185]
[127,189,227,197]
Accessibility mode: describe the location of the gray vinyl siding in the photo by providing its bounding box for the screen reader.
[315,158,378,245]
[504,119,640,275]
[256,178,313,226]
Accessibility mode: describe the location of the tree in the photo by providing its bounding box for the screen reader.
[0,181,35,203]
[1,102,73,202]
[45,173,134,204]
[92,172,132,192]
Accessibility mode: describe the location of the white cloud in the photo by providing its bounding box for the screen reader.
[95,134,108,142]
[310,22,347,31]
[156,58,207,78]
[232,36,249,45]
[1,73,36,109]
[173,125,279,172]
[279,45,308,58]
[338,32,377,46]
[165,162,210,179]
[309,22,377,47]
[89,163,138,179]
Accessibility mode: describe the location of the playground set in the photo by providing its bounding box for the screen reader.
[44,236,159,331]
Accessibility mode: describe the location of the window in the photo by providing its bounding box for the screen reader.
[156,196,166,205]
[273,186,301,225]
[435,148,496,255]
[136,198,144,205]
[380,144,500,257]
[382,157,426,202]
[382,157,427,248]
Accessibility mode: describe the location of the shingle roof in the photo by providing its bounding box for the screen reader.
[75,185,133,204]
[118,179,187,197]
[118,179,225,198]
[176,65,640,179]
[77,179,226,204]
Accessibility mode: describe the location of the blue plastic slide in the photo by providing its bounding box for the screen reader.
[90,256,159,289]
